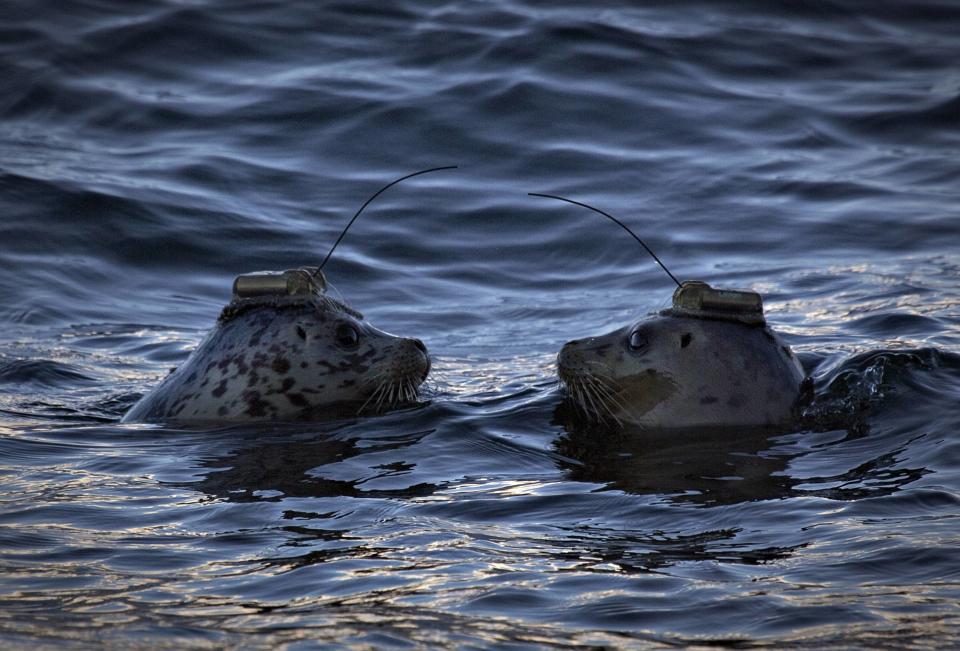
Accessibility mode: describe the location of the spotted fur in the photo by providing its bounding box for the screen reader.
[123,298,429,423]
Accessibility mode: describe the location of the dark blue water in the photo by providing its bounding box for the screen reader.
[2,1,959,647]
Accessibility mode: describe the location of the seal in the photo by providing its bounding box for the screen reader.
[557,281,806,429]
[121,165,459,424]
[122,268,430,423]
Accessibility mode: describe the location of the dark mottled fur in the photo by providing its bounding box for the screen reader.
[123,297,428,423]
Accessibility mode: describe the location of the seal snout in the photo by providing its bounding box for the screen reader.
[557,339,589,385]
[389,336,430,386]
[556,336,626,424]
[407,337,431,382]
[557,339,591,394]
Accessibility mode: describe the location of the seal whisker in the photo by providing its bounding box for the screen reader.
[583,375,621,426]
[588,376,626,410]
[573,378,596,419]
[357,393,374,416]
[572,380,587,415]
[560,356,621,420]
[573,379,591,417]
[383,381,393,408]
[579,378,604,421]
[587,385,607,421]
[583,361,620,383]
[585,372,620,397]
[374,381,390,413]
[564,376,590,418]
[593,376,644,425]
[358,380,387,415]
[586,378,624,426]
[581,368,625,416]
[565,378,586,416]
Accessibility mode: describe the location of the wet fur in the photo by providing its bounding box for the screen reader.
[123,299,429,423]
[558,315,805,429]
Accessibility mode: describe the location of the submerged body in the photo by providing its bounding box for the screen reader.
[123,294,429,423]
[558,310,805,429]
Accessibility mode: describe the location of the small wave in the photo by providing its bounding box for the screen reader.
[851,312,946,337]
[0,359,96,388]
[801,347,960,431]
[849,94,960,141]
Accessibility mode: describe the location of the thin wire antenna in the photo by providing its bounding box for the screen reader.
[528,192,682,288]
[316,165,459,274]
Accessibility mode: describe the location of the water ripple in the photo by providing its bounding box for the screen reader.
[1,0,959,647]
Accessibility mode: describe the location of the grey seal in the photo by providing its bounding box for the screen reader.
[557,281,806,429]
[122,268,429,423]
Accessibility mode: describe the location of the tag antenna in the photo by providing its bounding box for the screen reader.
[528,192,682,288]
[317,165,459,273]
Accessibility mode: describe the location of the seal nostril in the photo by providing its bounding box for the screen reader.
[411,338,427,354]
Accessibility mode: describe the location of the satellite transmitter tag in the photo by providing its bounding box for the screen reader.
[527,192,766,324]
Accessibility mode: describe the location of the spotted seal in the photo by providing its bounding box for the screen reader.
[557,281,807,429]
[122,268,429,423]
[122,165,459,423]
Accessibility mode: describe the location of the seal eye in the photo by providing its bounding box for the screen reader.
[628,330,647,351]
[335,323,360,348]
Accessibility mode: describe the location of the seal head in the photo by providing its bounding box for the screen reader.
[122,268,430,423]
[557,281,805,429]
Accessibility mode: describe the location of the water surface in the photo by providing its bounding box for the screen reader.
[2,1,959,648]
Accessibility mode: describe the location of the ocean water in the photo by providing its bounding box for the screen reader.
[2,1,959,648]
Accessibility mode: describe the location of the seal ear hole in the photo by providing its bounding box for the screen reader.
[681,333,692,348]
[296,325,307,340]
